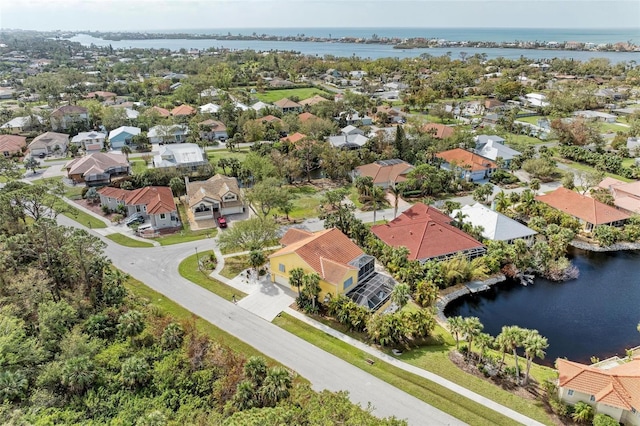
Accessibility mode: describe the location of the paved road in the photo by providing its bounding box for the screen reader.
[57,215,464,426]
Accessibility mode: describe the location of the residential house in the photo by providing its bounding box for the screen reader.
[197,119,228,141]
[86,91,117,101]
[251,101,271,112]
[0,135,27,157]
[327,131,370,149]
[436,148,498,181]
[524,93,549,108]
[338,111,373,126]
[171,104,196,117]
[274,98,303,114]
[627,137,640,154]
[280,132,306,144]
[98,186,179,229]
[199,103,220,114]
[233,101,249,111]
[298,112,319,123]
[71,131,107,152]
[50,105,89,131]
[1,115,42,133]
[153,143,207,169]
[349,70,367,79]
[557,357,640,426]
[451,203,537,244]
[147,124,189,144]
[108,126,141,149]
[573,110,617,123]
[185,174,245,224]
[484,98,504,111]
[535,187,629,231]
[65,152,130,185]
[422,123,455,139]
[256,115,282,125]
[299,95,330,107]
[598,177,640,214]
[475,139,521,167]
[475,134,505,148]
[373,105,406,124]
[353,159,414,189]
[149,106,171,118]
[28,132,69,157]
[371,203,486,262]
[269,228,397,310]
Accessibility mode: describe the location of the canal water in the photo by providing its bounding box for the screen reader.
[445,248,640,366]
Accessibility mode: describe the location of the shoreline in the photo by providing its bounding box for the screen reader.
[570,239,640,252]
[435,274,507,325]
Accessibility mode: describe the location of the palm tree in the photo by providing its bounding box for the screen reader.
[244,356,268,388]
[389,184,402,218]
[523,330,548,385]
[301,273,321,311]
[370,185,385,224]
[453,210,468,229]
[161,322,184,350]
[0,370,28,402]
[233,380,258,410]
[120,356,151,389]
[499,325,525,382]
[117,310,144,342]
[260,366,292,407]
[461,317,484,357]
[390,283,411,308]
[475,332,494,363]
[447,316,465,350]
[61,356,97,394]
[493,191,510,213]
[289,267,305,296]
[572,401,594,423]
[121,145,132,162]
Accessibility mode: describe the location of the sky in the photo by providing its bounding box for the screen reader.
[1,0,639,31]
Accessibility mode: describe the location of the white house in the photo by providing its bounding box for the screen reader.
[147,124,189,144]
[475,139,521,167]
[451,203,537,244]
[524,93,549,108]
[199,103,220,114]
[153,143,207,169]
[108,126,141,149]
[71,131,107,152]
[1,115,42,133]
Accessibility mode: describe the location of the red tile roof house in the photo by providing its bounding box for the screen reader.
[371,203,486,262]
[98,186,179,229]
[422,123,455,139]
[171,104,196,117]
[435,148,498,182]
[150,106,171,118]
[50,105,89,131]
[273,98,303,114]
[0,134,27,157]
[280,132,306,144]
[557,356,640,425]
[353,159,414,189]
[535,187,630,232]
[599,177,640,214]
[65,152,130,186]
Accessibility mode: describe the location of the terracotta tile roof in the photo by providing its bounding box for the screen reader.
[0,134,27,154]
[51,105,88,117]
[299,95,330,106]
[355,159,413,185]
[274,98,302,109]
[270,228,363,285]
[279,228,313,246]
[86,91,117,99]
[171,104,196,116]
[371,203,484,261]
[422,123,455,139]
[66,152,128,176]
[298,112,319,122]
[257,115,282,123]
[98,186,176,214]
[186,174,243,208]
[280,132,307,144]
[150,106,171,117]
[558,357,640,411]
[436,148,497,172]
[535,187,630,225]
[198,119,226,131]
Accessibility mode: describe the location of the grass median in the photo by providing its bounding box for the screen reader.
[60,202,107,229]
[105,233,154,247]
[178,250,246,301]
[273,312,554,426]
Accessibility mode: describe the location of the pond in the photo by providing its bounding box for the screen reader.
[445,247,640,366]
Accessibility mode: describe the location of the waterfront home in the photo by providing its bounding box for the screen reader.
[65,152,130,185]
[371,203,486,262]
[557,357,640,425]
[185,174,244,227]
[269,228,397,310]
[98,186,179,230]
[50,105,89,131]
[422,123,454,139]
[598,177,640,214]
[535,187,630,231]
[108,126,141,149]
[28,132,69,157]
[0,134,27,157]
[71,131,107,152]
[273,98,302,114]
[436,148,498,181]
[353,159,414,189]
[147,124,189,144]
[153,143,207,170]
[450,203,537,244]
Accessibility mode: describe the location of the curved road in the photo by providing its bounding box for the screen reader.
[59,216,463,426]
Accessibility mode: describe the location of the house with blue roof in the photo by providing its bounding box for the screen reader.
[108,126,141,149]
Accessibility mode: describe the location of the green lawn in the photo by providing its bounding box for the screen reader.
[105,233,154,248]
[220,254,251,279]
[597,121,629,134]
[515,115,546,125]
[207,148,250,164]
[558,159,634,183]
[150,203,217,245]
[287,184,324,220]
[273,313,540,426]
[178,251,246,301]
[43,176,85,199]
[59,201,107,229]
[130,159,148,174]
[506,134,549,145]
[254,88,332,103]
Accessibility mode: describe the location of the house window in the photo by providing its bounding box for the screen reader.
[136,206,141,212]
[344,277,353,290]
[278,264,285,273]
[567,390,574,396]
[590,395,595,402]
[160,213,166,219]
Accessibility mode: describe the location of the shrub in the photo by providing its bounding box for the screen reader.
[101,205,111,214]
[593,413,620,426]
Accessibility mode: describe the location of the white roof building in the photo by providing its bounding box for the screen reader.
[153,143,207,169]
[109,126,141,140]
[476,139,521,163]
[524,93,549,108]
[251,101,271,111]
[451,203,537,244]
[123,108,139,119]
[199,103,220,114]
[1,115,42,130]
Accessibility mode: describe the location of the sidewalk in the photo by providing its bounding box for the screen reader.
[284,308,545,426]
